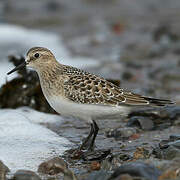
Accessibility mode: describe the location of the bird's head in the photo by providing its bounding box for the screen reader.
[7,47,56,75]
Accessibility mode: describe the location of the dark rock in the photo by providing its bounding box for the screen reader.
[12,170,41,180]
[153,24,179,42]
[153,135,180,160]
[122,72,133,81]
[106,127,136,140]
[0,160,10,180]
[46,1,62,12]
[127,116,154,130]
[109,162,161,180]
[169,134,180,141]
[129,106,180,129]
[38,157,68,175]
[101,153,132,172]
[82,149,111,161]
[86,170,111,180]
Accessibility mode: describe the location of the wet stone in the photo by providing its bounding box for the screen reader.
[82,149,111,161]
[101,153,132,172]
[90,161,101,171]
[169,134,180,141]
[86,169,111,180]
[158,158,180,180]
[0,160,10,180]
[38,157,68,175]
[128,106,180,129]
[153,136,180,160]
[12,170,41,180]
[127,116,154,130]
[106,127,137,140]
[133,147,150,160]
[109,161,161,180]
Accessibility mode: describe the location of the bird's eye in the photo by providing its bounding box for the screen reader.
[34,53,40,58]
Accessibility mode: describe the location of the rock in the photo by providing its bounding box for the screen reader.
[0,160,10,180]
[109,161,161,180]
[38,157,68,175]
[90,161,101,171]
[127,116,154,130]
[38,157,77,180]
[101,153,132,171]
[82,149,111,161]
[63,169,78,180]
[128,106,180,129]
[86,170,110,180]
[133,147,150,160]
[153,135,180,160]
[169,134,180,141]
[153,24,179,42]
[12,170,41,180]
[122,72,133,81]
[155,158,180,180]
[106,127,137,140]
[159,169,179,180]
[112,174,133,180]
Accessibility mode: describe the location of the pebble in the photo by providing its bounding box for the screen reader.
[127,116,154,130]
[86,170,110,180]
[12,170,41,180]
[109,161,161,180]
[106,127,137,140]
[153,135,180,160]
[38,157,68,175]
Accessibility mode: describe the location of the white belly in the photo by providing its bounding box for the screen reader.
[46,96,130,122]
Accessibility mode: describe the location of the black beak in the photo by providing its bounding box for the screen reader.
[7,61,27,75]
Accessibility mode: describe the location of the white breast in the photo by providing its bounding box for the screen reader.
[46,96,130,122]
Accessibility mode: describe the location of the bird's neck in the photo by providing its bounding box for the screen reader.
[36,61,65,97]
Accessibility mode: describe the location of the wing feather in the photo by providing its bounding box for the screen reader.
[63,66,174,107]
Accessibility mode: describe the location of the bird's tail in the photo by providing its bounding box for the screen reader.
[142,97,175,107]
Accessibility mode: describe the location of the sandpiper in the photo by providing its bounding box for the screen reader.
[7,47,174,150]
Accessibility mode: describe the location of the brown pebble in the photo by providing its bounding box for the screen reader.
[38,157,68,175]
[133,147,150,160]
[129,133,140,140]
[159,168,180,180]
[90,161,101,171]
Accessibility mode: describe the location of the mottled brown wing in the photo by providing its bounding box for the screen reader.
[63,66,159,106]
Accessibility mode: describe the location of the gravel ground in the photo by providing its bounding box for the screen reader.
[0,0,180,179]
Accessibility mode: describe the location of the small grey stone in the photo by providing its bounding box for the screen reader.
[109,161,161,180]
[128,116,154,130]
[13,170,41,180]
[106,127,136,140]
[86,170,111,180]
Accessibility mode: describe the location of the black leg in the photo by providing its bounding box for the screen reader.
[88,120,99,151]
[80,123,94,150]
